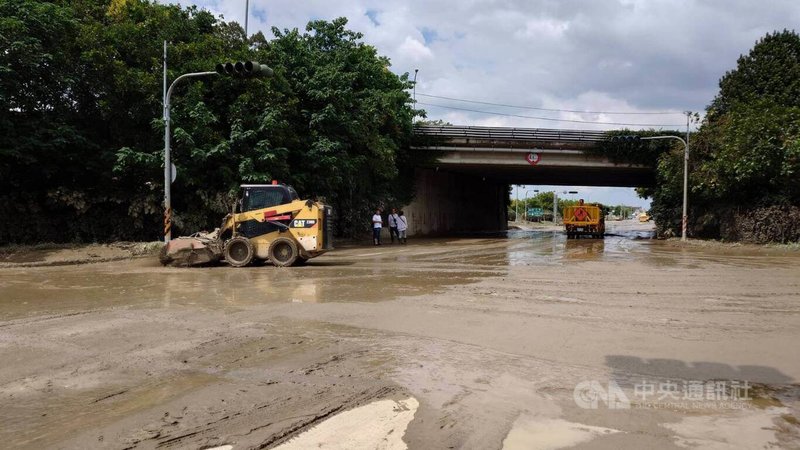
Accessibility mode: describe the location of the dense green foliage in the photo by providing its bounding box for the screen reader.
[508,192,581,221]
[591,130,684,167]
[709,30,800,118]
[589,31,800,242]
[648,31,800,240]
[0,0,415,243]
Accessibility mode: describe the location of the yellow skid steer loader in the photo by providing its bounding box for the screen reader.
[160,184,333,267]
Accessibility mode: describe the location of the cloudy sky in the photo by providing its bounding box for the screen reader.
[172,0,800,205]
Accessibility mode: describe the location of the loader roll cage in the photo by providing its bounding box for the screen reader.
[238,184,300,212]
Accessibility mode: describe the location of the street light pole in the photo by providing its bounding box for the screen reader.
[684,112,691,241]
[641,134,689,241]
[524,189,539,221]
[553,190,579,224]
[162,61,271,243]
[553,191,558,224]
[412,69,419,123]
[413,69,418,103]
[163,71,218,242]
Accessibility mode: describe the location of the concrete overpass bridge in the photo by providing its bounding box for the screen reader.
[412,125,653,187]
[404,125,655,235]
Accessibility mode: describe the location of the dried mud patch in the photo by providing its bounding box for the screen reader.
[0,242,161,267]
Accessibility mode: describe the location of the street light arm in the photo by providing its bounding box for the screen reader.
[162,71,218,243]
[166,71,219,105]
[161,64,269,242]
[640,135,690,241]
[640,135,687,147]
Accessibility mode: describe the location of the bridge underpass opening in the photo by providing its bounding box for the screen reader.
[402,125,656,236]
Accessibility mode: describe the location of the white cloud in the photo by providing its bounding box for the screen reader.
[163,0,800,196]
[397,36,434,62]
[515,17,570,40]
[172,0,800,132]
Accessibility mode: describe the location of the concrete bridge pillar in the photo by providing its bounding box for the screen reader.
[403,168,507,236]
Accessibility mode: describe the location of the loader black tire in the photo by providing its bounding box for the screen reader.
[268,238,299,267]
[224,236,255,267]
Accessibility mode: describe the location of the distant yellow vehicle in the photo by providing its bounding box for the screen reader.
[563,202,605,239]
[639,212,651,222]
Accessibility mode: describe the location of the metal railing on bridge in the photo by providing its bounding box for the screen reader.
[413,125,608,144]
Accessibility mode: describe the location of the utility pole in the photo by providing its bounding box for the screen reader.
[413,69,418,104]
[553,191,558,224]
[244,0,250,37]
[162,41,170,242]
[683,111,691,241]
[412,69,419,123]
[524,189,539,221]
[163,41,167,106]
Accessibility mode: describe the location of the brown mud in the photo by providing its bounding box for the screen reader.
[1,221,799,449]
[0,242,161,267]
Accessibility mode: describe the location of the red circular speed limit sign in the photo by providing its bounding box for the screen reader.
[525,152,541,165]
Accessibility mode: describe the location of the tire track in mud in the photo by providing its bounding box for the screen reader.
[3,231,800,449]
[0,310,100,328]
[3,310,409,449]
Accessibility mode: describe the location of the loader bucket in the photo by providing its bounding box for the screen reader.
[159,236,223,267]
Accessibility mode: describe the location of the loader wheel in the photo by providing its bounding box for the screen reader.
[224,236,254,267]
[268,238,299,267]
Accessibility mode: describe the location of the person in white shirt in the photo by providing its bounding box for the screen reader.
[396,210,408,244]
[387,207,400,243]
[372,208,383,245]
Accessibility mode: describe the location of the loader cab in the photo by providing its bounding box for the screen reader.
[238,184,299,213]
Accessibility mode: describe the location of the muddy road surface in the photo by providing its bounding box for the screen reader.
[1,221,799,449]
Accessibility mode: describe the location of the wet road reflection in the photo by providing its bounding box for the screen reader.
[2,221,800,449]
[2,220,799,320]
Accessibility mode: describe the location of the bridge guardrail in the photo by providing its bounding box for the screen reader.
[413,125,608,143]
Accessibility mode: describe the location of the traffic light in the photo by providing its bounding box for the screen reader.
[611,135,641,142]
[215,61,274,78]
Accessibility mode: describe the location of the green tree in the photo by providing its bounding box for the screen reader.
[0,1,416,243]
[262,18,415,235]
[648,30,800,240]
[0,0,86,241]
[709,30,800,118]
